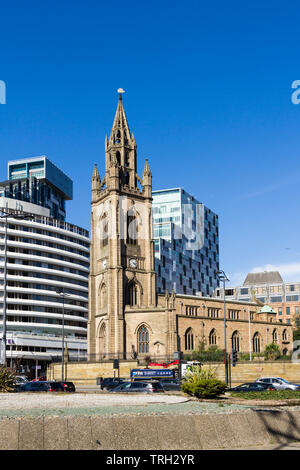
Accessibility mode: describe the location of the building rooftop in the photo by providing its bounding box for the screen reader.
[243,271,283,286]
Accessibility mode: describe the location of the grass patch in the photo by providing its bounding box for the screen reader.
[229,390,300,400]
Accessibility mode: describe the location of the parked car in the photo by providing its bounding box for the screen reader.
[15,375,29,385]
[60,381,76,392]
[255,377,300,391]
[100,377,126,390]
[109,381,165,393]
[17,381,65,392]
[228,382,276,392]
[157,377,181,391]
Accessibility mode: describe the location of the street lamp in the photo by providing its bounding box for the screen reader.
[0,209,34,366]
[216,270,230,385]
[56,287,70,381]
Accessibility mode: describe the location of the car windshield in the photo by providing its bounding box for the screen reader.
[276,377,288,383]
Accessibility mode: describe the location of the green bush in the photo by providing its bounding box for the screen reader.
[181,365,227,399]
[264,343,280,360]
[0,367,16,392]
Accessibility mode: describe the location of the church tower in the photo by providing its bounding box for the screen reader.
[88,90,157,359]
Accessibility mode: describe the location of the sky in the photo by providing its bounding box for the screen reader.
[1,1,300,286]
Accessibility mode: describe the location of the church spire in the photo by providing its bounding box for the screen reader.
[105,90,138,189]
[109,89,131,146]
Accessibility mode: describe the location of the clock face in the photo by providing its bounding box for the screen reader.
[129,258,137,268]
[102,259,107,269]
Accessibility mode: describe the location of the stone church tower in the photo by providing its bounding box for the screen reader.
[87,92,292,366]
[88,91,158,359]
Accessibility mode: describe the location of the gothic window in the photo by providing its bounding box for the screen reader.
[127,282,140,306]
[116,151,121,165]
[272,328,278,344]
[99,283,107,309]
[100,213,108,247]
[137,325,149,354]
[127,214,137,245]
[185,328,194,350]
[282,329,288,342]
[116,131,121,144]
[253,332,261,353]
[231,331,240,352]
[99,322,106,357]
[209,329,217,345]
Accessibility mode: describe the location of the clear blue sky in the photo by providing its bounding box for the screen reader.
[1,1,300,285]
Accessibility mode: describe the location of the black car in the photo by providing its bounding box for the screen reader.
[100,377,126,390]
[18,381,65,392]
[228,382,276,392]
[60,381,76,392]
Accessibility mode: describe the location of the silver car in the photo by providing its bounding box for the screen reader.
[256,377,300,391]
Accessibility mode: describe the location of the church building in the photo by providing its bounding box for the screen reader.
[88,92,292,362]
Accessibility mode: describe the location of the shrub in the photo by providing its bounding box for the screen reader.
[0,367,16,392]
[181,365,227,399]
[264,343,280,360]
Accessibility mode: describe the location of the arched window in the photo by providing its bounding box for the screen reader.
[116,151,121,164]
[137,325,149,354]
[253,332,261,353]
[282,329,288,342]
[127,282,139,306]
[100,213,109,247]
[272,328,278,344]
[231,331,240,352]
[99,283,107,309]
[185,328,194,351]
[99,322,106,356]
[209,329,217,345]
[127,214,137,245]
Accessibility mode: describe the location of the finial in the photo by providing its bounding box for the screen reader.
[117,88,125,99]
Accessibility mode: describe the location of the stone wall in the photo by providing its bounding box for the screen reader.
[48,359,300,386]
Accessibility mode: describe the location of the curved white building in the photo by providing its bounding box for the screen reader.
[0,157,89,377]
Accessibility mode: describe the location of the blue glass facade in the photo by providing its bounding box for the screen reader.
[152,188,219,297]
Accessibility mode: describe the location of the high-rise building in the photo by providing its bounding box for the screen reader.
[152,188,219,296]
[0,157,89,377]
[0,156,73,221]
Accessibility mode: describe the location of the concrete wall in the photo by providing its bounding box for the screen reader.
[1,409,300,449]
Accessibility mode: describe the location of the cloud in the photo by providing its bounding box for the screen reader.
[228,261,300,286]
[251,262,300,282]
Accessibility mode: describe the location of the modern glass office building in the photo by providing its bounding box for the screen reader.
[0,157,88,377]
[152,188,219,297]
[0,156,73,221]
